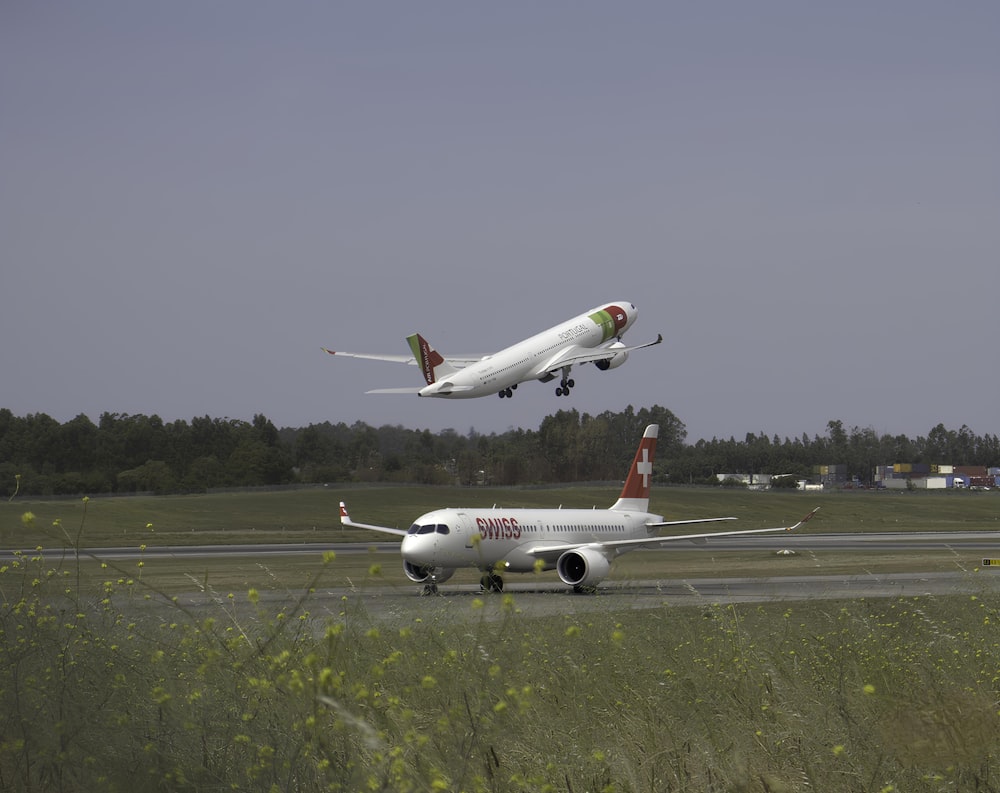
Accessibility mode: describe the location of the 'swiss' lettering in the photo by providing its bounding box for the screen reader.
[476,516,521,540]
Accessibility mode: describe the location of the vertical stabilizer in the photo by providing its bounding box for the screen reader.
[406,334,458,386]
[610,424,658,513]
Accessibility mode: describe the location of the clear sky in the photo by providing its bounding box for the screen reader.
[2,2,997,443]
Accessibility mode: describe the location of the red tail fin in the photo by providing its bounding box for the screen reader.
[611,424,658,512]
[406,333,451,386]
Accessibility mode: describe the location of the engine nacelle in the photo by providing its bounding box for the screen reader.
[556,547,611,589]
[594,341,628,371]
[403,561,455,585]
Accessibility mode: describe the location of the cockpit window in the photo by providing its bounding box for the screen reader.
[408,523,450,535]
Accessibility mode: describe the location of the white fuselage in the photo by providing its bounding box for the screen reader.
[400,506,661,573]
[417,302,637,397]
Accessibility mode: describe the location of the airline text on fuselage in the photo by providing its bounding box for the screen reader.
[476,516,522,540]
[558,323,591,342]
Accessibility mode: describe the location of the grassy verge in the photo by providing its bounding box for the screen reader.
[2,485,999,549]
[2,537,998,792]
[3,492,1000,791]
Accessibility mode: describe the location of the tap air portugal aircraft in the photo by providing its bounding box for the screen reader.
[339,424,819,594]
[323,301,662,398]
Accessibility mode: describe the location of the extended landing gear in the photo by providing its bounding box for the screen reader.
[553,365,575,397]
[498,384,518,398]
[479,571,505,592]
[555,377,575,397]
[421,582,440,596]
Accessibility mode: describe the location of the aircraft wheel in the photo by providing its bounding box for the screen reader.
[480,572,504,592]
[567,378,575,388]
[421,583,439,596]
[555,387,564,396]
[498,390,506,398]
[505,388,513,398]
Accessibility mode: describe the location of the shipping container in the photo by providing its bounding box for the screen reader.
[933,464,954,475]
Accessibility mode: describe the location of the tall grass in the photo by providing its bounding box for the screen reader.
[2,508,999,791]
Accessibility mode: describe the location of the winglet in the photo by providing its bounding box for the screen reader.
[339,501,408,536]
[786,507,820,531]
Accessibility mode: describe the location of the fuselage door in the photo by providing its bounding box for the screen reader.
[456,512,475,549]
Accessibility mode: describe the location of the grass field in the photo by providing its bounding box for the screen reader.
[3,486,1000,791]
[4,483,999,549]
[2,547,998,791]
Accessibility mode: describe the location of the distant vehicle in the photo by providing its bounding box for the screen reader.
[323,301,662,399]
[340,424,819,594]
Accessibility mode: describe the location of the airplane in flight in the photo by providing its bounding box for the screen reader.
[323,300,662,398]
[339,424,819,594]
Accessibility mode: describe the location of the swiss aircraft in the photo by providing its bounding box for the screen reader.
[323,301,662,398]
[339,424,819,594]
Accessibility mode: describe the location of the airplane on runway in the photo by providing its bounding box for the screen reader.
[339,424,820,594]
[323,301,662,399]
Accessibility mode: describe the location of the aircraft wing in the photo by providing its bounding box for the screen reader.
[338,502,408,536]
[321,348,485,368]
[534,334,663,374]
[525,508,819,560]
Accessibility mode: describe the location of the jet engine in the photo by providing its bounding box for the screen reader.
[594,341,628,371]
[556,547,611,590]
[403,561,455,585]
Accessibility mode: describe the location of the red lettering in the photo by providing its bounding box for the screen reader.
[475,515,522,540]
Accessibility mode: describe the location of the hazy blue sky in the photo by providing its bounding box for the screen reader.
[2,2,997,443]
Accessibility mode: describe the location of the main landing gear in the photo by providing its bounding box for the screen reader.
[479,571,504,592]
[555,377,575,397]
[498,384,518,398]
[420,582,439,596]
[553,365,575,397]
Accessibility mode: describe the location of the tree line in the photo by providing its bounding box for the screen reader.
[1,406,997,497]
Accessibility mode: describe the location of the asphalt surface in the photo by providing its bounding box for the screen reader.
[62,531,996,618]
[37,530,1000,560]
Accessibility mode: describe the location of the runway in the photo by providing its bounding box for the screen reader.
[10,533,998,614]
[148,570,1000,626]
[40,530,1000,561]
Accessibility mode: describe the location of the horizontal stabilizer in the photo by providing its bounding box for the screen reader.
[366,387,423,395]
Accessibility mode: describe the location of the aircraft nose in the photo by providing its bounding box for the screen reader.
[401,534,435,564]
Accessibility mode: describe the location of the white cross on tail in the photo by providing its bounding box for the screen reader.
[636,448,652,489]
